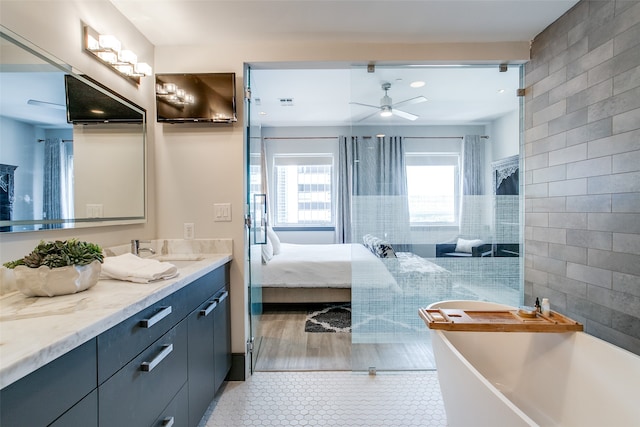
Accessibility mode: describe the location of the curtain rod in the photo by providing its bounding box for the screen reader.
[37,139,73,143]
[262,136,339,140]
[404,136,489,139]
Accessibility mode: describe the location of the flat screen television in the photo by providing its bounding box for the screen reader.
[155,73,237,123]
[65,75,144,124]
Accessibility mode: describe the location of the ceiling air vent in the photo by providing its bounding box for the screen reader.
[279,98,294,106]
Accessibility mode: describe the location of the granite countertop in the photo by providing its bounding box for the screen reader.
[0,239,232,389]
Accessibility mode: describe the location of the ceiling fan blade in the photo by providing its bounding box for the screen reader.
[349,101,380,110]
[392,96,427,108]
[392,109,418,121]
[354,110,382,122]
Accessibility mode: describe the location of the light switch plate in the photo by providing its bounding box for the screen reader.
[184,222,194,239]
[214,203,232,222]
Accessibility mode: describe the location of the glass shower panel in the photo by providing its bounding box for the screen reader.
[349,64,523,372]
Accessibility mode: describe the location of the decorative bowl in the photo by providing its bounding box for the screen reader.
[14,260,102,297]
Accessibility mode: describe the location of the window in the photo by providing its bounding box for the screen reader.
[273,155,334,226]
[405,153,459,225]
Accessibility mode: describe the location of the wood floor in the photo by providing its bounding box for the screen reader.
[254,305,436,371]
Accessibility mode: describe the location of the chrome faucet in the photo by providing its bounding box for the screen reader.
[131,239,156,256]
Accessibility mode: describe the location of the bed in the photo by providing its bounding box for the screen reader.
[258,234,452,305]
[259,242,402,303]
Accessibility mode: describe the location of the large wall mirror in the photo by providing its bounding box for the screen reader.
[0,27,146,233]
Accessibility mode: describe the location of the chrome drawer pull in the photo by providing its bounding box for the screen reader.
[140,306,172,328]
[162,417,175,427]
[216,291,229,303]
[141,344,173,372]
[200,301,217,317]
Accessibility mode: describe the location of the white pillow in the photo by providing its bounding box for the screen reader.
[267,227,281,255]
[261,236,274,264]
[455,238,484,254]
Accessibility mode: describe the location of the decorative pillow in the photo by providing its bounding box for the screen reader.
[455,238,484,254]
[362,234,397,258]
[261,236,274,264]
[267,227,281,255]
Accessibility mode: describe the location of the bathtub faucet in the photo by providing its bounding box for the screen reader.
[131,239,156,256]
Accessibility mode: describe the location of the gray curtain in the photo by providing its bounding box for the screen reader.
[462,134,485,196]
[459,134,486,237]
[337,135,411,246]
[43,138,63,228]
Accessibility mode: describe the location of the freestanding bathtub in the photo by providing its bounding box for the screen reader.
[426,300,640,427]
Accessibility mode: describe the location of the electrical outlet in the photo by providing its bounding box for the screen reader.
[184,222,194,239]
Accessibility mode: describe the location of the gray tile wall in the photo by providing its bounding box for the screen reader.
[525,0,640,354]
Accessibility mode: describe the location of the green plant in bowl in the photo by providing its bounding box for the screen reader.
[3,239,104,297]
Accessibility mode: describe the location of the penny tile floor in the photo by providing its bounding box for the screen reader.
[200,371,447,426]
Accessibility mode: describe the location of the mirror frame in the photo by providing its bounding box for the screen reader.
[0,26,147,233]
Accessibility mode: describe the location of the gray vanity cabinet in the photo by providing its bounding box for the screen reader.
[0,262,231,427]
[187,271,231,427]
[0,338,97,427]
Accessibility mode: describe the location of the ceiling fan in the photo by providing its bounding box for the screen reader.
[350,82,427,121]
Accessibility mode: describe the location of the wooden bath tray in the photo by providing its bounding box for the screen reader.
[418,308,583,332]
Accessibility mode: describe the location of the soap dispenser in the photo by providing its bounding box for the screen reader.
[541,298,550,316]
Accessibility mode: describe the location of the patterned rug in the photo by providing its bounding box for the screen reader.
[305,303,352,333]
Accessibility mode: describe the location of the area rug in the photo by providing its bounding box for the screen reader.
[305,303,352,333]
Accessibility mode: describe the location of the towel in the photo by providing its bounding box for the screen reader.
[101,253,179,283]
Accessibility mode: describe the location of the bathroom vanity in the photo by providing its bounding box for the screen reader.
[0,251,232,427]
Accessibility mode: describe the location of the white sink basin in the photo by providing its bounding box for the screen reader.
[151,255,204,268]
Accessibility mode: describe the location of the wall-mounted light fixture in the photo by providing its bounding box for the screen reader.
[84,25,152,84]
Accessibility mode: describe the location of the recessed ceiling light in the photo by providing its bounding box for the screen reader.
[259,111,267,115]
[376,133,385,138]
[410,81,425,88]
[498,89,505,94]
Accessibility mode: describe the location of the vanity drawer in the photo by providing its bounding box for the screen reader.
[98,291,184,383]
[99,320,188,427]
[151,383,189,427]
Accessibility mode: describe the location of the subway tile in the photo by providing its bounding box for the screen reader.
[532,164,566,183]
[567,229,613,250]
[588,212,640,233]
[529,226,567,244]
[525,60,550,86]
[614,22,640,55]
[565,117,613,146]
[533,100,567,127]
[568,21,588,47]
[613,271,640,298]
[612,44,640,93]
[548,272,588,297]
[612,149,640,173]
[612,310,640,340]
[528,91,550,115]
[526,239,549,256]
[549,107,588,135]
[587,85,640,122]
[613,232,640,254]
[525,182,549,198]
[612,193,640,213]
[548,178,588,197]
[568,39,613,79]
[611,1,640,39]
[588,128,640,158]
[612,107,640,134]
[530,133,567,156]
[566,194,612,212]
[589,247,640,276]
[567,79,613,113]
[549,212,588,229]
[568,261,612,287]
[526,213,549,228]
[528,196,566,213]
[587,320,640,354]
[533,67,567,98]
[525,123,549,143]
[587,56,615,87]
[613,64,640,96]
[549,71,588,105]
[566,156,612,179]
[549,243,588,264]
[588,170,640,194]
[525,152,549,169]
[533,254,567,276]
[549,143,588,166]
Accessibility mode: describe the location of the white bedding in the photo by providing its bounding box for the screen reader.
[260,243,400,293]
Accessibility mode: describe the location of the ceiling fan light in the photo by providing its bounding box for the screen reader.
[380,105,392,117]
[410,81,425,88]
